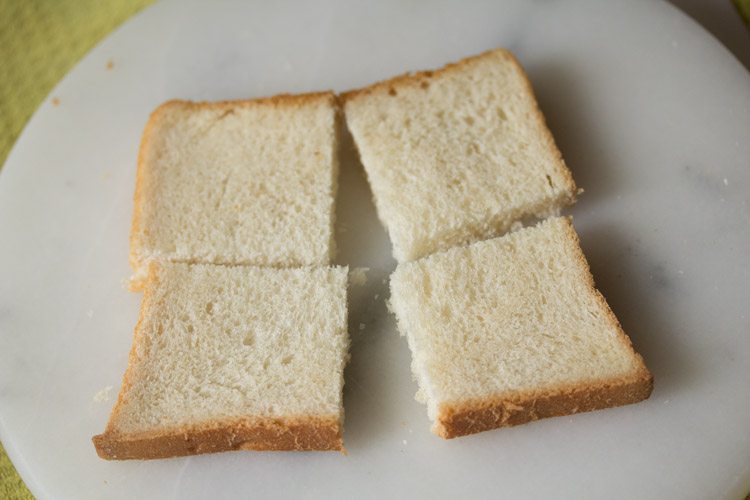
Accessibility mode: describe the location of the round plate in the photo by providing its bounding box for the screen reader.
[1,1,749,498]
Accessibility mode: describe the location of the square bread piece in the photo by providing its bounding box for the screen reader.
[343,48,578,262]
[93,263,349,459]
[130,92,339,288]
[389,217,652,438]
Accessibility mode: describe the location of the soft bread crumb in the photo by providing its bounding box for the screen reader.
[130,93,340,277]
[389,217,652,437]
[94,263,350,458]
[343,48,577,262]
[93,386,113,403]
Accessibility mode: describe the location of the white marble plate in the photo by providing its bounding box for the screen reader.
[1,0,749,498]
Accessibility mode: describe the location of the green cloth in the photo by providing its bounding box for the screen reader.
[0,0,153,167]
[0,2,154,496]
[0,442,32,500]
[735,0,750,26]
[0,441,32,500]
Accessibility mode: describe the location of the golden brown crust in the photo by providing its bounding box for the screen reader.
[102,263,162,445]
[154,91,336,112]
[340,48,513,102]
[435,374,653,439]
[93,415,343,460]
[340,47,577,200]
[433,216,652,439]
[95,263,344,459]
[128,91,338,288]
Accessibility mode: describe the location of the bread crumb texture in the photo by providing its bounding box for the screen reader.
[130,92,339,280]
[349,267,369,286]
[344,48,577,262]
[94,263,349,458]
[390,217,652,438]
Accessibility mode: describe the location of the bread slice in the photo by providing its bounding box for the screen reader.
[130,92,340,290]
[93,262,349,459]
[343,48,578,262]
[389,217,652,438]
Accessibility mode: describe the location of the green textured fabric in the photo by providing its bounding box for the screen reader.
[735,0,750,27]
[0,2,154,496]
[0,0,154,168]
[0,441,32,500]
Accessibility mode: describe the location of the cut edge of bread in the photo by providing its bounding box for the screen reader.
[433,371,653,439]
[128,91,339,291]
[92,414,344,459]
[402,190,576,263]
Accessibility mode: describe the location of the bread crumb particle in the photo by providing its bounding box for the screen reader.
[94,385,113,403]
[349,267,369,286]
[106,59,114,70]
[723,178,728,186]
[385,298,394,314]
[358,323,365,331]
[51,97,60,106]
[374,294,379,300]
[402,439,407,445]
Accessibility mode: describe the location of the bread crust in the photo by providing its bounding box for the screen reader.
[435,373,653,439]
[93,415,343,459]
[342,48,576,197]
[128,91,337,291]
[339,49,513,102]
[94,263,346,459]
[432,217,652,438]
[340,48,578,259]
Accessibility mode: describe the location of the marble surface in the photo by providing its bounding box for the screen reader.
[668,0,750,71]
[0,0,749,498]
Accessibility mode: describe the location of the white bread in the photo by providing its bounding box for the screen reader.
[343,48,578,262]
[389,217,652,438]
[130,92,340,290]
[93,262,349,459]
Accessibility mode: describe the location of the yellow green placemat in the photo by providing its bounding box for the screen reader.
[735,0,750,27]
[0,2,153,496]
[0,0,153,169]
[0,441,32,500]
